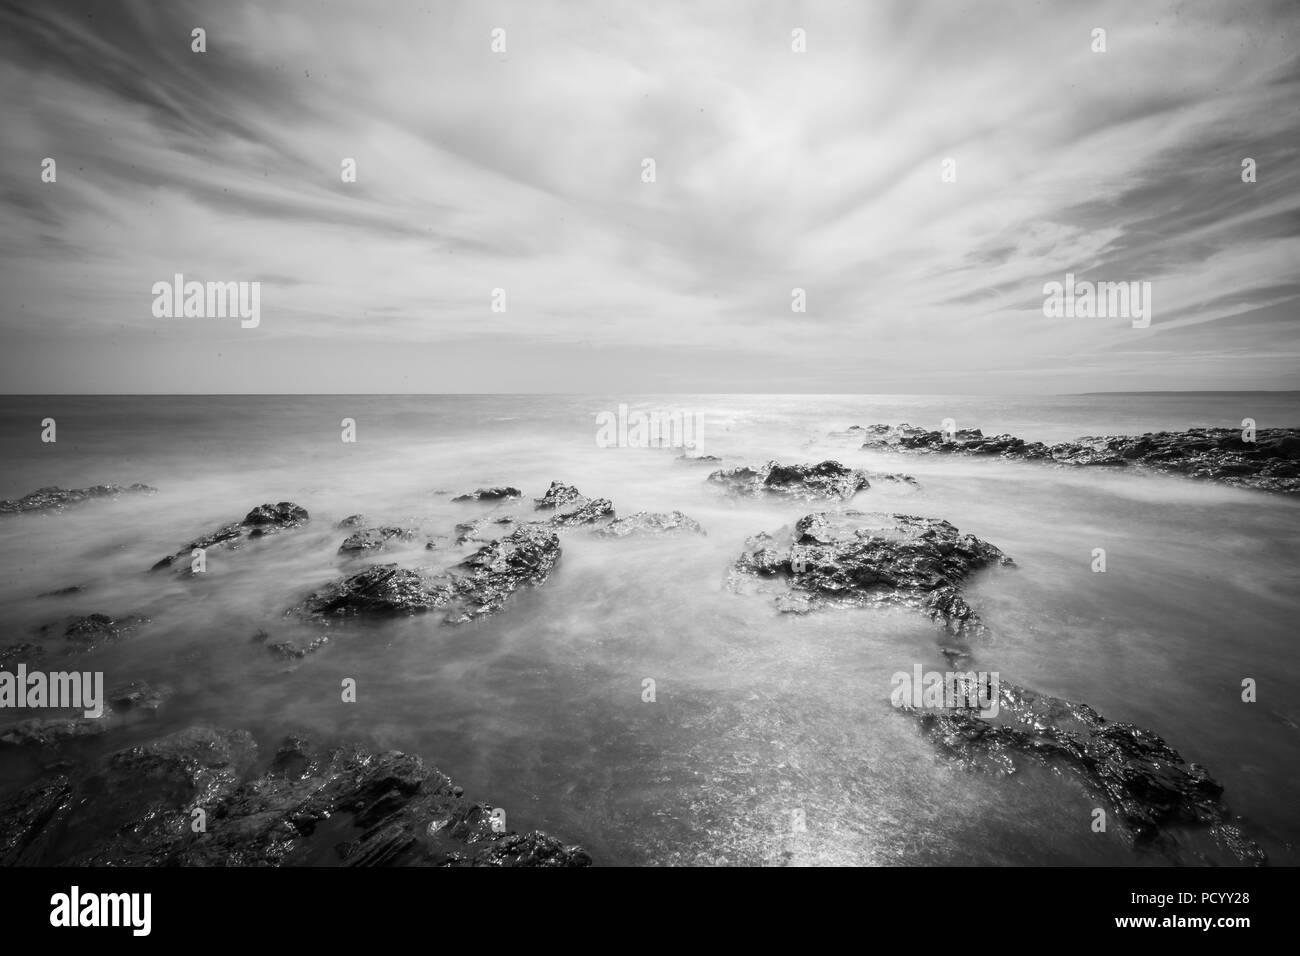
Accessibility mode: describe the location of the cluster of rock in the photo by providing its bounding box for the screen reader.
[852,423,1300,494]
[0,483,156,514]
[0,728,591,867]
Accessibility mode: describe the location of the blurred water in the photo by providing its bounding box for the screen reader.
[0,393,1297,865]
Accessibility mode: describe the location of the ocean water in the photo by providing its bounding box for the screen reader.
[0,393,1297,866]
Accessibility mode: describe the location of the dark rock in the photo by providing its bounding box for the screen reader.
[0,643,44,669]
[905,682,1265,864]
[0,483,156,515]
[299,565,455,617]
[0,729,590,867]
[594,510,706,537]
[0,718,110,748]
[676,454,722,463]
[267,637,330,660]
[547,498,614,528]
[708,460,874,500]
[452,487,522,502]
[729,511,1012,640]
[336,514,367,529]
[534,481,585,510]
[339,526,414,554]
[152,501,309,570]
[107,680,172,714]
[856,424,1300,494]
[446,526,562,623]
[37,585,84,598]
[47,613,149,650]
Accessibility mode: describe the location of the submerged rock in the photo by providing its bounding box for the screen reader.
[152,502,309,570]
[729,512,1012,640]
[856,424,1300,494]
[904,681,1265,864]
[452,487,522,502]
[0,728,591,866]
[594,511,706,538]
[299,526,561,625]
[45,613,149,650]
[339,526,414,554]
[708,460,874,500]
[0,483,156,515]
[336,514,367,529]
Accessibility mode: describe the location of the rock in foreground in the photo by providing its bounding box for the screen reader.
[0,727,591,867]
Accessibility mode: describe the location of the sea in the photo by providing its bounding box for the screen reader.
[1,392,1297,865]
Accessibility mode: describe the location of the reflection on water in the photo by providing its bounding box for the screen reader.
[1,394,1297,865]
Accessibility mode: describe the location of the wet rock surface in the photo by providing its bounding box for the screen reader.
[857,423,1300,494]
[905,682,1265,864]
[729,511,1012,640]
[708,460,876,500]
[44,613,150,651]
[533,481,586,510]
[338,526,414,554]
[0,483,156,515]
[0,728,590,866]
[152,502,310,570]
[594,510,706,537]
[298,526,561,625]
[452,487,521,502]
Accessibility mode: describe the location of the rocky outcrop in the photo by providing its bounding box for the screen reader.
[0,483,156,515]
[452,487,522,502]
[856,424,1300,494]
[707,460,877,500]
[152,502,310,570]
[43,613,149,651]
[594,511,706,537]
[299,526,561,625]
[533,481,586,510]
[338,526,414,555]
[904,681,1265,864]
[729,511,1012,641]
[0,728,591,866]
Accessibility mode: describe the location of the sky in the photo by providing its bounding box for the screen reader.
[1,0,1298,393]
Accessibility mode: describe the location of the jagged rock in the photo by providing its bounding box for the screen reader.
[45,613,149,650]
[299,565,455,617]
[533,481,586,510]
[0,483,156,515]
[708,460,874,500]
[856,424,1300,494]
[594,511,706,537]
[905,682,1266,864]
[0,729,590,867]
[152,502,310,570]
[339,526,414,554]
[0,643,44,669]
[452,487,522,502]
[729,511,1012,640]
[547,498,614,528]
[446,526,561,623]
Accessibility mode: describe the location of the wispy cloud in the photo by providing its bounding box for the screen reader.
[2,0,1297,392]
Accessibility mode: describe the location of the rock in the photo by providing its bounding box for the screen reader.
[0,643,44,669]
[708,460,874,500]
[446,526,562,623]
[337,514,367,529]
[534,481,586,510]
[0,483,156,515]
[905,681,1265,864]
[0,729,590,867]
[46,613,149,650]
[729,511,1013,640]
[299,565,455,617]
[594,511,706,537]
[452,487,522,502]
[37,586,84,598]
[267,637,329,660]
[856,424,1300,494]
[339,526,414,554]
[0,718,110,748]
[676,454,722,463]
[152,501,309,570]
[547,498,614,528]
[107,680,172,714]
